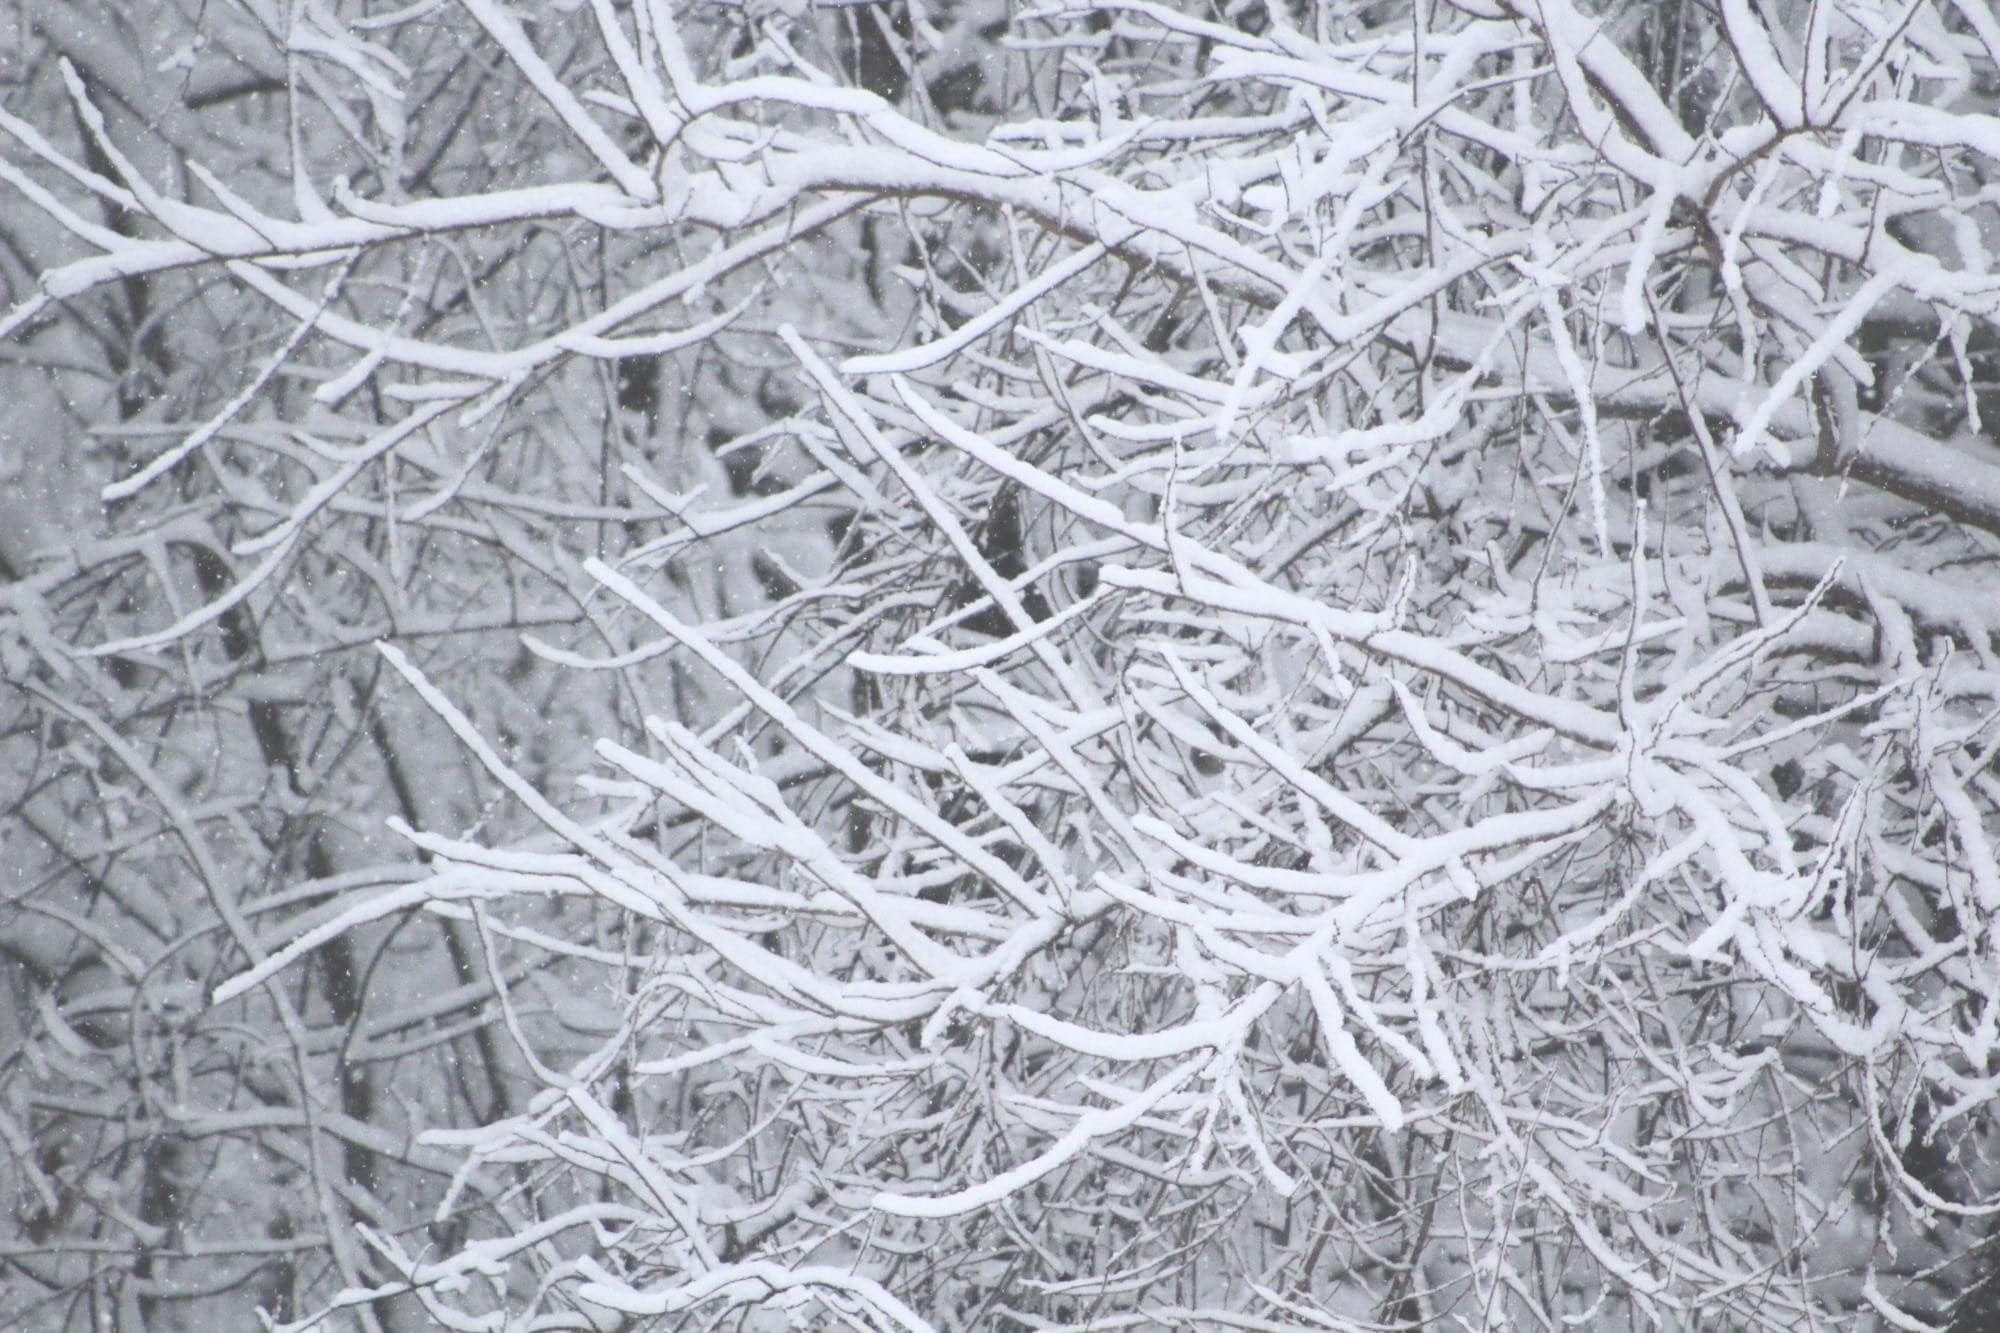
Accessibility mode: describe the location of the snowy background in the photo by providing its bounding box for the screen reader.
[5,0,2000,1327]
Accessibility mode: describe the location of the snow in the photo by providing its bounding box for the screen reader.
[14,0,2000,1327]
[872,1056,1205,1218]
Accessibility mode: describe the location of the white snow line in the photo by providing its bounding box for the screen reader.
[843,242,1111,375]
[872,1057,1204,1217]
[1731,265,1905,462]
[457,0,658,201]
[104,260,354,502]
[1298,956,1405,1130]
